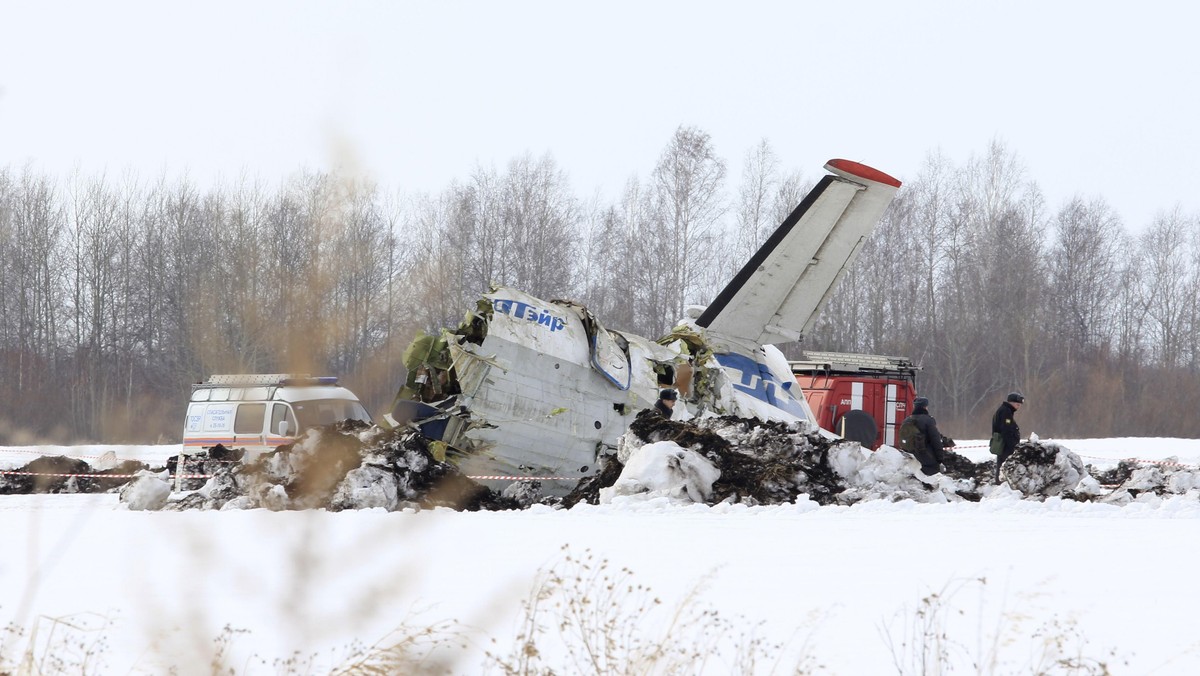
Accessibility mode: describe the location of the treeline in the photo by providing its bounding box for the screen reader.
[809,142,1200,437]
[1,130,1197,443]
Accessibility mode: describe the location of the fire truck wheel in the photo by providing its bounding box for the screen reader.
[836,409,878,449]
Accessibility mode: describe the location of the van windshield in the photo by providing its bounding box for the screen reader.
[292,399,373,430]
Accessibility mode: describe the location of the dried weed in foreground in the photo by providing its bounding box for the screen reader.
[327,616,468,676]
[878,578,1126,676]
[485,544,819,676]
[0,612,113,675]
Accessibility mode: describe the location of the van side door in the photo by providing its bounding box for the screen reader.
[233,403,267,452]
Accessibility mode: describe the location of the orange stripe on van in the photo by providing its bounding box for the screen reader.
[183,438,294,447]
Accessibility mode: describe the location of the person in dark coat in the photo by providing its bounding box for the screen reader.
[654,388,677,419]
[903,396,954,475]
[991,392,1024,482]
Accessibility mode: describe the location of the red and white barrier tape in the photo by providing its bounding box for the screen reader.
[1075,454,1197,470]
[0,470,213,479]
[467,475,576,481]
[954,444,1198,470]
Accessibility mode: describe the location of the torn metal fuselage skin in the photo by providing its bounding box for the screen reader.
[397,287,690,495]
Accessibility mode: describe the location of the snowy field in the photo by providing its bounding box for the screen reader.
[2,438,1200,674]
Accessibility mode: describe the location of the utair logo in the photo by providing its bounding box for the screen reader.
[714,352,808,418]
[493,298,566,332]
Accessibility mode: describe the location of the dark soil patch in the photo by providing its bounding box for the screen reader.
[561,456,625,509]
[1011,441,1057,466]
[628,410,732,454]
[356,426,519,511]
[168,444,242,491]
[1089,460,1137,487]
[0,455,151,494]
[942,448,991,498]
[161,492,210,511]
[708,430,844,505]
[75,460,152,492]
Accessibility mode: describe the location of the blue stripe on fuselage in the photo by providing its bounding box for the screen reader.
[714,352,808,418]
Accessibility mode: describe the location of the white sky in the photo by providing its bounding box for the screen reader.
[2,1,1197,232]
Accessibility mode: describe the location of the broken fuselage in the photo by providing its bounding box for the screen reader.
[390,159,902,495]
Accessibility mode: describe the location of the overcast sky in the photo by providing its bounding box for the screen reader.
[2,1,1196,232]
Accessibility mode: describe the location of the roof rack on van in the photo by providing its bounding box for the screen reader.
[789,351,919,376]
[196,374,340,388]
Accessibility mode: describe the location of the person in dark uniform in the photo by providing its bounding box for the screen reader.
[654,388,677,418]
[902,396,954,475]
[991,392,1024,482]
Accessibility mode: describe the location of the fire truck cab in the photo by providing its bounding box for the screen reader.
[790,352,919,450]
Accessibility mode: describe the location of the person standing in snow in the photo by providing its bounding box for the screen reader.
[654,388,677,419]
[990,392,1024,482]
[900,396,954,475]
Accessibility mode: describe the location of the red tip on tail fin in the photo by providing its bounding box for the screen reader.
[825,159,902,188]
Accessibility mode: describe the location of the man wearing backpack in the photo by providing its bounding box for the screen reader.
[898,396,955,476]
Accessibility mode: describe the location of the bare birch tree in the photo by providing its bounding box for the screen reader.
[734,139,779,268]
[1049,197,1126,350]
[650,126,728,322]
[1138,207,1194,369]
[501,153,579,299]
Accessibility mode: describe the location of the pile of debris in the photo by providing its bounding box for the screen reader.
[1074,455,1200,504]
[563,412,1200,508]
[1003,440,1098,498]
[565,410,981,507]
[7,416,1199,510]
[121,420,520,512]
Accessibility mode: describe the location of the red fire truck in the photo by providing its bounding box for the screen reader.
[790,351,919,450]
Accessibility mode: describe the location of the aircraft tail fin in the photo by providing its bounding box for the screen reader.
[696,159,901,345]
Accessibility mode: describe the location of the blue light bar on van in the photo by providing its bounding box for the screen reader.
[280,376,340,386]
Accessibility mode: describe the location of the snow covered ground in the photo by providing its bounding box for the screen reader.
[2,438,1200,674]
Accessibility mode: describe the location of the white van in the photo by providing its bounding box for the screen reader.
[182,374,372,457]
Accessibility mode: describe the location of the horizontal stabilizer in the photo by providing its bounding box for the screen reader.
[696,159,900,344]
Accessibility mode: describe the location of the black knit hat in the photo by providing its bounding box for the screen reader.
[1007,392,1025,403]
[659,388,677,401]
[913,396,929,408]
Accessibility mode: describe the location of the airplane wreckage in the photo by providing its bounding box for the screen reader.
[386,159,903,495]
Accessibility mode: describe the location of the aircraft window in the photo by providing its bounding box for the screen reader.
[292,399,373,430]
[234,403,266,434]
